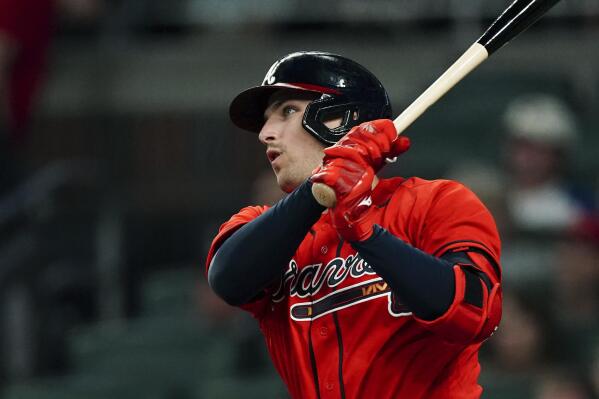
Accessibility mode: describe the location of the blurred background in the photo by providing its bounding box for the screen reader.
[0,0,598,398]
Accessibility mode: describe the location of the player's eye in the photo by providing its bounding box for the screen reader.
[282,105,298,117]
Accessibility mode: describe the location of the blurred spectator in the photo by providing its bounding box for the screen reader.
[550,215,599,365]
[501,93,595,234]
[488,291,549,373]
[0,0,103,194]
[482,217,599,398]
[0,0,55,193]
[533,369,594,399]
[0,0,104,381]
[481,289,553,398]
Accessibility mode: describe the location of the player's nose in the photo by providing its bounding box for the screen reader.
[258,119,281,145]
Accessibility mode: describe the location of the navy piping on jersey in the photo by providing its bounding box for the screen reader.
[434,240,501,279]
[440,249,497,310]
[334,239,347,399]
[308,320,322,399]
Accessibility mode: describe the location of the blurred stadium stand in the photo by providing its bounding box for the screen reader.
[0,0,598,398]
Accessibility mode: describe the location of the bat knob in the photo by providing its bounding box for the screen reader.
[311,182,337,208]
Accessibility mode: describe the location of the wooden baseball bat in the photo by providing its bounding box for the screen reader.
[312,0,562,208]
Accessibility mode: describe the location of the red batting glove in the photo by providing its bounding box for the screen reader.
[325,119,411,172]
[311,121,411,242]
[311,157,376,242]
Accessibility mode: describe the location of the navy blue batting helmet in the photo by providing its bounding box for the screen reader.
[229,51,392,145]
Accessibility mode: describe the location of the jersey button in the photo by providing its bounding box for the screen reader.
[320,245,328,254]
[325,382,335,391]
[319,327,328,336]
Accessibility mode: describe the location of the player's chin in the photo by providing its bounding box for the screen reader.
[277,174,302,193]
[278,179,296,194]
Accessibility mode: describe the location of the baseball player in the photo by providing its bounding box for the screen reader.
[205,51,502,399]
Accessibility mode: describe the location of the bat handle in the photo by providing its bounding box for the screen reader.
[312,182,337,208]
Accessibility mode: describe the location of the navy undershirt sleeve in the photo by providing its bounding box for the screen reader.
[351,225,456,320]
[208,180,325,306]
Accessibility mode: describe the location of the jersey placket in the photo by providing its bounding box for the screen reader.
[308,224,345,399]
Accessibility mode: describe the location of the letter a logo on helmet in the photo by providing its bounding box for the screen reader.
[264,59,281,85]
[229,51,392,145]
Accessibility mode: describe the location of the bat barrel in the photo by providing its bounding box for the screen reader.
[477,0,561,54]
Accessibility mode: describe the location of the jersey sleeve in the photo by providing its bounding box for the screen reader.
[412,180,502,344]
[205,205,272,318]
[205,205,269,275]
[417,180,501,271]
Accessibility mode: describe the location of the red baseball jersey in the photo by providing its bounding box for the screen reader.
[206,177,502,399]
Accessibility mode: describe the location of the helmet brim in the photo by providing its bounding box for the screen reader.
[229,84,322,133]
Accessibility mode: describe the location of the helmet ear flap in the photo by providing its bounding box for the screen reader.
[302,94,392,145]
[329,107,359,134]
[303,96,358,144]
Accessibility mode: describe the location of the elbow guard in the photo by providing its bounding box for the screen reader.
[416,264,502,344]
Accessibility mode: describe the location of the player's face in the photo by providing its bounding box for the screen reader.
[259,91,327,193]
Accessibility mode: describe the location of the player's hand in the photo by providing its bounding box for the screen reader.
[311,120,410,241]
[325,119,411,172]
[311,157,375,242]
